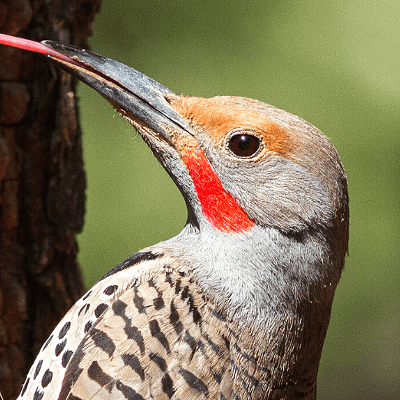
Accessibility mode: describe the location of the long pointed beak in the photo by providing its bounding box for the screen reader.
[42,41,192,138]
[0,34,191,139]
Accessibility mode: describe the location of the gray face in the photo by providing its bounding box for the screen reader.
[167,96,348,235]
[139,95,349,327]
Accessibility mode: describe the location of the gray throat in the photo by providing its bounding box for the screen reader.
[159,224,337,325]
[150,223,339,397]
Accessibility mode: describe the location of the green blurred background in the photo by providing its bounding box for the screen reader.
[75,1,400,398]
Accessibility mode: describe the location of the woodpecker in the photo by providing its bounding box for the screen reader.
[0,34,348,400]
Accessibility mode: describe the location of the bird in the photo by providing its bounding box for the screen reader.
[0,34,348,400]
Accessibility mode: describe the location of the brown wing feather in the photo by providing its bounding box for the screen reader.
[58,268,231,400]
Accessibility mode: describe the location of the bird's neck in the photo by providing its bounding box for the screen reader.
[153,223,338,398]
[225,311,327,399]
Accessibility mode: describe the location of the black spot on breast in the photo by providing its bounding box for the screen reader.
[115,381,145,400]
[55,339,67,356]
[84,320,93,333]
[61,350,73,368]
[161,373,175,398]
[82,290,92,301]
[42,334,53,351]
[90,328,116,356]
[103,284,118,295]
[58,321,71,339]
[179,368,209,396]
[122,353,145,381]
[149,319,170,353]
[33,359,43,379]
[94,303,108,318]
[41,369,53,387]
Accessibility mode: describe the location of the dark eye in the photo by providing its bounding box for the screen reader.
[228,134,261,158]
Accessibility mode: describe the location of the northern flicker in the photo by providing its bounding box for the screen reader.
[0,34,349,400]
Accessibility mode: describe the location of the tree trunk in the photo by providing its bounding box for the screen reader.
[0,0,101,397]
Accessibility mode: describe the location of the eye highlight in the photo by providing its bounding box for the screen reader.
[228,133,261,158]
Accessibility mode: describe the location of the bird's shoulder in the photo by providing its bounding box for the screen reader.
[19,250,231,400]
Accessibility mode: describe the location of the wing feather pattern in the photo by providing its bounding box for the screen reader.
[57,262,231,400]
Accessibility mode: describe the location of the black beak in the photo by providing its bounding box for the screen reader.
[40,40,192,139]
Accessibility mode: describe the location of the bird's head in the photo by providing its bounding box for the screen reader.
[0,35,350,394]
[0,34,349,314]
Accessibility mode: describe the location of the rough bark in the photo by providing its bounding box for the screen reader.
[0,0,101,397]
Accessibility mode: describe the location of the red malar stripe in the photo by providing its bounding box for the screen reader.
[181,146,253,233]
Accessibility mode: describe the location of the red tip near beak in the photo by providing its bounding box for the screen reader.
[0,34,81,67]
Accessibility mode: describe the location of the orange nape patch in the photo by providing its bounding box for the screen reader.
[180,145,254,233]
[170,96,293,157]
